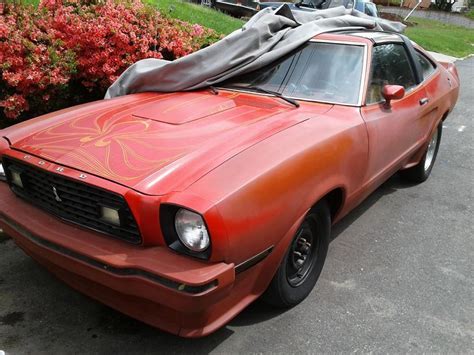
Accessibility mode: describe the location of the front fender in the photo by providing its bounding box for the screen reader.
[186,106,368,266]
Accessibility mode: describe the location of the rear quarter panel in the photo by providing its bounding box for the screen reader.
[186,104,369,266]
[417,47,460,124]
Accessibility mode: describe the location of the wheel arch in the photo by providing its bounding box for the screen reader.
[310,186,346,222]
[441,110,450,122]
[401,109,449,171]
[431,110,448,141]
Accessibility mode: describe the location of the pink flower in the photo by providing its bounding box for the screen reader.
[192,24,205,37]
[0,94,29,119]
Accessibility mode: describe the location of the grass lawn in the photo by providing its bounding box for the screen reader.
[405,17,474,58]
[147,0,244,34]
[15,0,40,4]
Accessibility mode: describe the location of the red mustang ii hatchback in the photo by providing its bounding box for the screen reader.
[0,31,459,337]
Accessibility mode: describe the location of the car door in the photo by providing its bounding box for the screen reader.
[361,42,433,184]
[413,49,442,139]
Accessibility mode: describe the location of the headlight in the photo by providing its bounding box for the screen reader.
[0,162,5,181]
[174,208,210,252]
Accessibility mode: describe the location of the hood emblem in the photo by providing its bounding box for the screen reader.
[52,186,62,202]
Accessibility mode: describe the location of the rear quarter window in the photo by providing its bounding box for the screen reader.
[415,51,437,81]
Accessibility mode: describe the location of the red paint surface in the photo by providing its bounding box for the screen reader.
[0,33,460,337]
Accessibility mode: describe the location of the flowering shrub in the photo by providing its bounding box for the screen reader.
[0,0,221,125]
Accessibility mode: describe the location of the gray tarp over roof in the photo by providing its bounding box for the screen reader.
[105,5,405,99]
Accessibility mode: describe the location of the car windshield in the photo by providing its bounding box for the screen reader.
[219,42,365,106]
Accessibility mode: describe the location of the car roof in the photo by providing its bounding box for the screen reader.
[343,30,404,43]
[313,30,404,45]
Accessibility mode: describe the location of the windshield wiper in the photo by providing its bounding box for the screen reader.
[208,86,219,95]
[225,85,300,108]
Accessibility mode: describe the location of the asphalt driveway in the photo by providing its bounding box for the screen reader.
[0,57,472,354]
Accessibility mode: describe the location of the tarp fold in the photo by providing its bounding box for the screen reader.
[105,5,405,99]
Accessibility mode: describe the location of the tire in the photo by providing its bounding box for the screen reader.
[263,201,331,308]
[400,124,442,183]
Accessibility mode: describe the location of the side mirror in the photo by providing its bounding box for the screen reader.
[382,85,405,108]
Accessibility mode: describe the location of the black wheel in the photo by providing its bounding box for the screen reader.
[400,124,442,183]
[263,201,330,308]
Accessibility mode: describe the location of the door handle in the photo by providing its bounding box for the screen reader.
[419,97,429,106]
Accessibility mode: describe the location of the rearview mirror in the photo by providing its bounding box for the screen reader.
[382,85,405,108]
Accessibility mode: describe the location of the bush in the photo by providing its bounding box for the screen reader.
[0,0,221,126]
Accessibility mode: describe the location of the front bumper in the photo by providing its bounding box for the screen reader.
[0,183,257,337]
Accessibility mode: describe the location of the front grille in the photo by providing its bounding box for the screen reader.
[2,157,141,244]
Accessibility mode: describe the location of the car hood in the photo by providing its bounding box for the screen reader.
[6,91,332,195]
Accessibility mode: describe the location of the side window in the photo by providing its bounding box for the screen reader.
[364,3,378,17]
[366,43,417,104]
[415,51,436,80]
